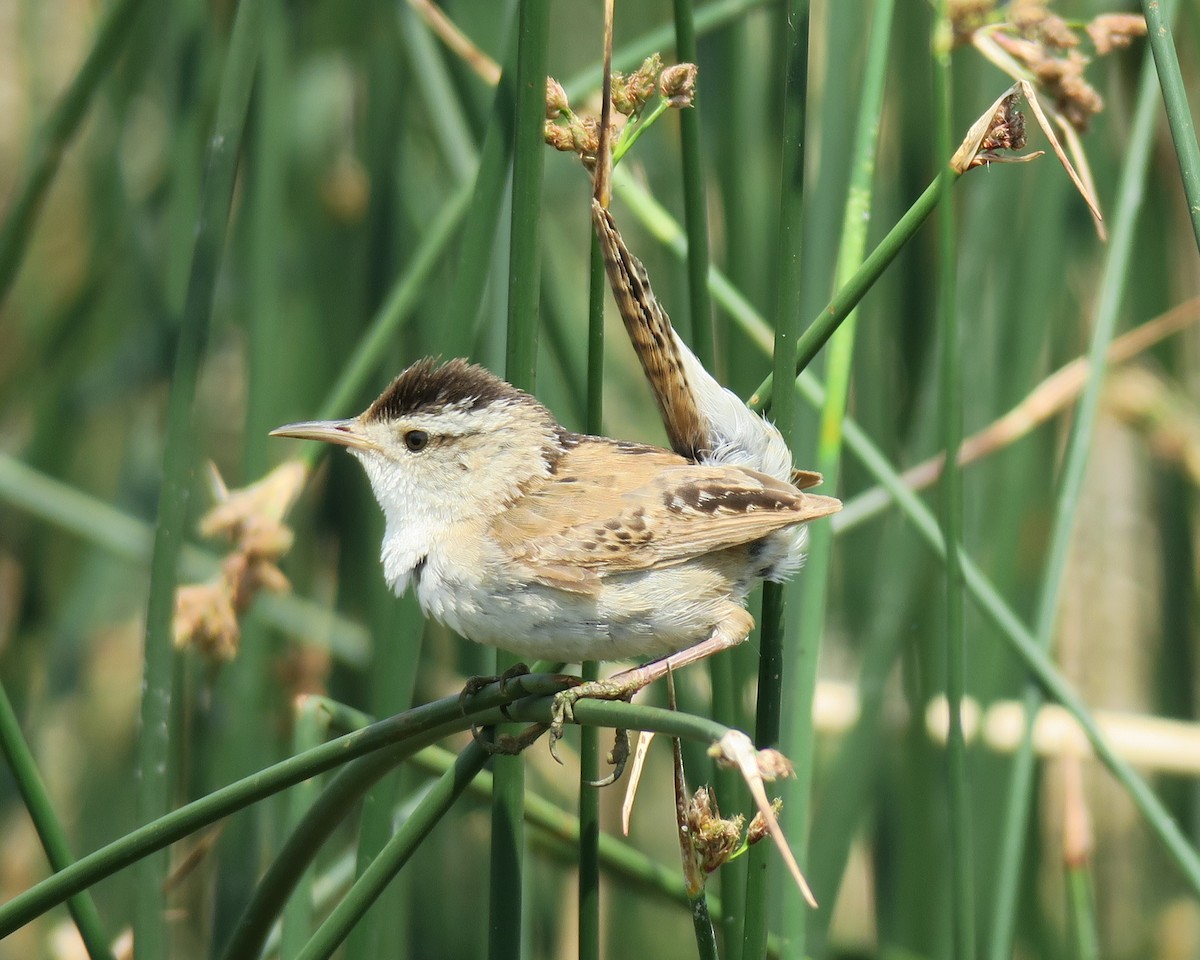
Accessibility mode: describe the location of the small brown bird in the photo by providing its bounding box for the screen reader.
[272,201,840,745]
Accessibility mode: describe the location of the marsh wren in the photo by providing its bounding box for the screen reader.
[272,201,840,748]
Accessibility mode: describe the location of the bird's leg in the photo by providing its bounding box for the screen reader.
[549,605,755,776]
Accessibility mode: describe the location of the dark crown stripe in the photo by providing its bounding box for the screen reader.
[364,358,527,422]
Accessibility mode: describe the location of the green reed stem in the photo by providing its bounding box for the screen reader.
[783,1,893,952]
[494,6,550,958]
[442,25,520,356]
[0,674,569,939]
[294,742,491,960]
[1065,863,1100,960]
[133,2,265,956]
[0,684,114,959]
[279,696,333,958]
[577,228,606,960]
[672,0,715,364]
[1140,0,1200,252]
[932,7,975,957]
[0,0,151,304]
[743,5,808,959]
[987,20,1175,959]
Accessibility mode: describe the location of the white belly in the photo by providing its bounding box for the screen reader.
[409,546,740,663]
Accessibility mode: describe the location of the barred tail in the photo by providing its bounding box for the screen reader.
[591,200,794,483]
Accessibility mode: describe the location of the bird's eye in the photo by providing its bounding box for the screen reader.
[404,429,429,452]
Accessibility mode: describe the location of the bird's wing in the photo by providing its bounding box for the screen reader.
[489,439,840,593]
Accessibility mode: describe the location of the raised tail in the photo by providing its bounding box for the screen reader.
[591,199,795,484]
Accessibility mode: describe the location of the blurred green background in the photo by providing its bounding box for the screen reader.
[1,0,1199,958]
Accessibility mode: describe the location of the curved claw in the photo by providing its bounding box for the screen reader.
[584,728,630,787]
[548,689,580,766]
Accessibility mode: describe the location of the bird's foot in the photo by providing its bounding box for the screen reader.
[548,676,642,782]
[480,722,551,756]
[461,662,537,754]
[460,661,531,717]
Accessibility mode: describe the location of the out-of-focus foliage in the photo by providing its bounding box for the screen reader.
[1,1,1198,958]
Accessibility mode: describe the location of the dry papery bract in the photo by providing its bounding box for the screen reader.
[172,460,307,664]
[954,0,1146,134]
[949,0,1145,239]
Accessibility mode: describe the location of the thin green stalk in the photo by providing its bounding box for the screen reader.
[244,0,287,468]
[211,3,289,933]
[987,22,1176,959]
[744,5,808,959]
[279,697,333,958]
[611,100,671,165]
[0,685,114,960]
[133,2,265,957]
[493,3,550,957]
[312,182,474,428]
[577,229,606,960]
[783,0,893,953]
[503,0,550,393]
[609,160,954,385]
[932,7,974,957]
[748,171,955,409]
[1140,0,1200,252]
[0,674,569,939]
[294,742,491,960]
[341,605,425,960]
[223,741,416,960]
[442,24,519,357]
[669,4,742,951]
[0,0,151,304]
[1065,864,1100,960]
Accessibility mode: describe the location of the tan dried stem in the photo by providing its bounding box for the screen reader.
[1106,366,1200,485]
[406,0,501,86]
[1061,753,1093,868]
[673,723,706,896]
[839,297,1200,524]
[593,0,616,207]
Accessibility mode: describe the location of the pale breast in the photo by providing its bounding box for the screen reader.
[414,528,750,662]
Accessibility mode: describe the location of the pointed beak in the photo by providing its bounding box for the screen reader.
[269,418,381,452]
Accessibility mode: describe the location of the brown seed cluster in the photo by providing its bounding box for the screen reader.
[953,0,1146,132]
[543,54,698,163]
[978,91,1028,156]
[173,461,306,664]
[684,786,745,876]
